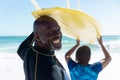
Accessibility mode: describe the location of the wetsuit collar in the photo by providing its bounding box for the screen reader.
[33,46,55,56]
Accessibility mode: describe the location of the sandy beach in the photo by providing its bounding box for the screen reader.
[0,52,119,80]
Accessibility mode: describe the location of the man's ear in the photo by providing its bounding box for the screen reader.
[34,33,41,41]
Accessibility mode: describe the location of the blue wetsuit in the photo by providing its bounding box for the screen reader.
[17,32,70,80]
[67,59,102,80]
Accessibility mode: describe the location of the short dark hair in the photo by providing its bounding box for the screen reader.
[76,45,91,65]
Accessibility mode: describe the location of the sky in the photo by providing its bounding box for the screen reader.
[0,0,120,36]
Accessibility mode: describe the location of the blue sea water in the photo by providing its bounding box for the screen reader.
[0,35,120,54]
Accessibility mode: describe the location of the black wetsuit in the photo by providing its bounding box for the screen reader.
[17,32,70,80]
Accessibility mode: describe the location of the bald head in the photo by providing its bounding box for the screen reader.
[33,15,58,33]
[33,15,62,50]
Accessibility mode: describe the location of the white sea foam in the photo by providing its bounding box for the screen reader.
[0,52,119,80]
[0,36,120,80]
[0,53,24,80]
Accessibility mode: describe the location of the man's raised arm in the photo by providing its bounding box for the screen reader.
[17,32,34,60]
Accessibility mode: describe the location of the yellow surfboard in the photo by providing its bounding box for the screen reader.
[32,7,101,43]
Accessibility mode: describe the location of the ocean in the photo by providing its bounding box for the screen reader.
[1,35,120,54]
[0,35,120,80]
